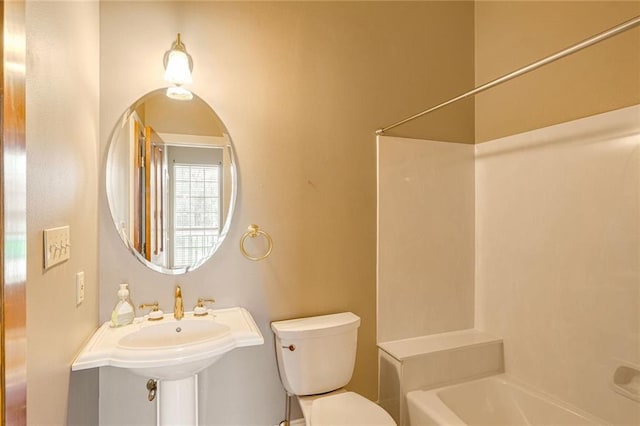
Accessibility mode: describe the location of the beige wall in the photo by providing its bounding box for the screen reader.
[144,95,226,137]
[98,2,473,424]
[475,1,640,142]
[475,105,640,425]
[377,136,475,343]
[26,1,100,425]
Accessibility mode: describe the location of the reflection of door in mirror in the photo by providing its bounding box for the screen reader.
[149,133,167,266]
[131,120,166,263]
[132,120,152,260]
[153,144,165,260]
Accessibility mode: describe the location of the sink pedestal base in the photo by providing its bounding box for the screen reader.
[158,376,198,425]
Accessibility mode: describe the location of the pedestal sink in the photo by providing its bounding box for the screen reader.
[72,307,264,425]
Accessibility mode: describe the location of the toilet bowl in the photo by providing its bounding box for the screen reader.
[298,390,395,426]
[271,312,396,426]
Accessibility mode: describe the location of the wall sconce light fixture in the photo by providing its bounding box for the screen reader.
[163,33,193,100]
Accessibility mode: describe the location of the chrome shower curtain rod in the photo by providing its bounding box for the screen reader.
[376,15,640,135]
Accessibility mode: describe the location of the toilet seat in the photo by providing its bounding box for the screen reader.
[308,391,396,426]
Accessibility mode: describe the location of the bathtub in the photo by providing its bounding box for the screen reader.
[406,374,606,426]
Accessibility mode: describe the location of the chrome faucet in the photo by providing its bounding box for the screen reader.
[174,285,184,320]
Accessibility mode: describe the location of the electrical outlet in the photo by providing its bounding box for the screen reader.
[76,271,85,305]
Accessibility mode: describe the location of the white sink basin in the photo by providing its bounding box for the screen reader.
[72,307,263,380]
[118,319,230,349]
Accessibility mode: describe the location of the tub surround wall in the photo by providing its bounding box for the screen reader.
[377,106,640,425]
[473,5,640,424]
[99,2,474,424]
[475,105,640,425]
[379,329,504,425]
[377,135,477,425]
[377,136,475,343]
[26,1,100,425]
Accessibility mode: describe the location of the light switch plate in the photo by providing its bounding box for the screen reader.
[43,226,70,269]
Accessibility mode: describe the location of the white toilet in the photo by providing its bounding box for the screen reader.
[271,312,396,426]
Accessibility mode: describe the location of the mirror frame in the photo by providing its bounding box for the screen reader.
[105,88,238,274]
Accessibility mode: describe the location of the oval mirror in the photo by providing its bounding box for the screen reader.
[106,88,237,274]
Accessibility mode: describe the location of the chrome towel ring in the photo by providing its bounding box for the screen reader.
[240,224,273,261]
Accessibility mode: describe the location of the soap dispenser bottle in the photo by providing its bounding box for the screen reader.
[111,283,135,327]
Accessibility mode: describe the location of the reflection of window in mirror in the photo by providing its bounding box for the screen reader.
[166,146,223,268]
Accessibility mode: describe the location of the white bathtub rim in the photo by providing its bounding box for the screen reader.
[406,373,610,426]
[407,388,466,426]
[489,374,610,425]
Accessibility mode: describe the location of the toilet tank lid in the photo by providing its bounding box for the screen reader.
[271,312,360,339]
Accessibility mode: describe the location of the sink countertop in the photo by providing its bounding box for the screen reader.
[72,307,264,372]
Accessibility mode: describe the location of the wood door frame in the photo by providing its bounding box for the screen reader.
[1,0,27,424]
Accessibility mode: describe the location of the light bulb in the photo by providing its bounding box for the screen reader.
[163,50,193,85]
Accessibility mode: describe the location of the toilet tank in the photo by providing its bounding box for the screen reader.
[271,312,360,396]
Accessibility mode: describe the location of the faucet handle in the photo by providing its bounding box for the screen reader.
[139,302,163,321]
[193,298,215,316]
